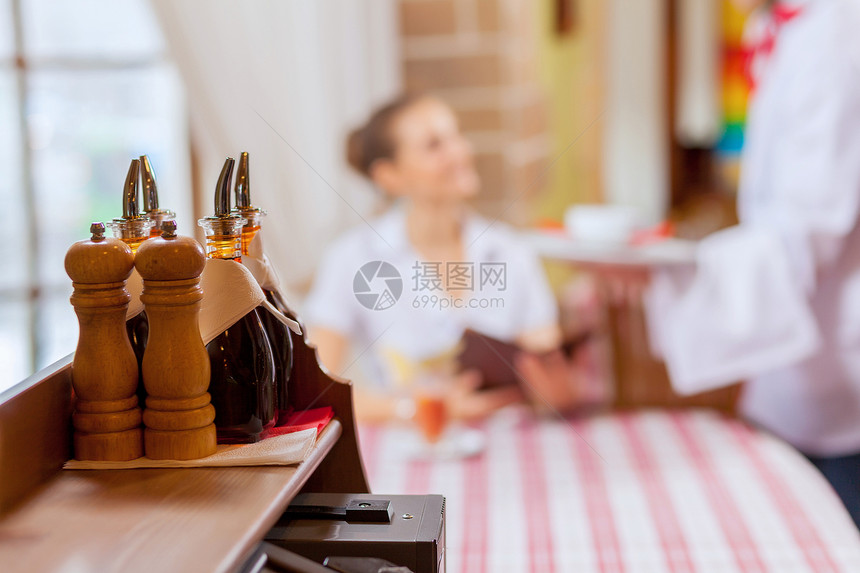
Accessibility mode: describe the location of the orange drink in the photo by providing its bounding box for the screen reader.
[414,393,447,444]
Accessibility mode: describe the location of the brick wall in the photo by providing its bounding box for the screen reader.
[399,0,550,223]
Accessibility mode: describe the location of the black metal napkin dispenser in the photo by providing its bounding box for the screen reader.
[265,493,445,573]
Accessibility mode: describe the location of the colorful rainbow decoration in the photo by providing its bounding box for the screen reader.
[716,0,752,189]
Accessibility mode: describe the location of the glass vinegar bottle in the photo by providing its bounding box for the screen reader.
[233,151,294,422]
[107,159,153,405]
[199,157,276,443]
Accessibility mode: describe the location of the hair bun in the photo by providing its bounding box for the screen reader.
[346,126,367,176]
[343,94,424,179]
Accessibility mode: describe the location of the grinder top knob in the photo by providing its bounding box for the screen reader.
[64,222,134,285]
[135,223,206,282]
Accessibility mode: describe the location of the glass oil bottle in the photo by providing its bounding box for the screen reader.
[198,157,276,443]
[233,151,294,423]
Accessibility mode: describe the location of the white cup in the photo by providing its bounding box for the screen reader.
[564,204,638,244]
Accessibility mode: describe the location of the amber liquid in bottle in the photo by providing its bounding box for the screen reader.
[206,234,246,261]
[200,215,276,443]
[239,221,293,421]
[240,224,260,256]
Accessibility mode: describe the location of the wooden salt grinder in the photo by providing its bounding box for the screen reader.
[64,222,143,461]
[136,221,216,459]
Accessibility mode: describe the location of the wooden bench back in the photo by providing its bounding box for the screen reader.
[0,356,73,515]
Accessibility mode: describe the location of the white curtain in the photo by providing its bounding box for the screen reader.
[604,0,669,226]
[675,0,721,146]
[149,0,400,295]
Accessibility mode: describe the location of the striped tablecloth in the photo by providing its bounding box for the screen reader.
[359,408,860,573]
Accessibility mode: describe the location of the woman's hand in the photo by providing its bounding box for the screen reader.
[515,350,581,414]
[445,369,523,421]
[514,348,608,415]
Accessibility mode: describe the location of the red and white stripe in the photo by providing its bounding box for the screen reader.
[729,421,839,572]
[620,414,694,573]
[360,409,860,573]
[460,441,488,573]
[569,418,626,573]
[671,412,768,572]
[516,418,556,573]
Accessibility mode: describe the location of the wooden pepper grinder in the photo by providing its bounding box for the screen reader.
[65,222,143,461]
[136,220,217,459]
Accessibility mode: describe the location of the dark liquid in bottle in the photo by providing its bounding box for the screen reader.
[265,289,305,417]
[207,307,276,443]
[126,311,149,406]
[261,290,294,420]
[265,289,295,319]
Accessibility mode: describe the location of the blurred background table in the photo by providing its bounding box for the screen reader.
[360,408,860,573]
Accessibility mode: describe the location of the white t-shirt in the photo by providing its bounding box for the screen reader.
[302,205,558,390]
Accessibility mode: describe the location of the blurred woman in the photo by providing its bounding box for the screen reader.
[304,95,586,422]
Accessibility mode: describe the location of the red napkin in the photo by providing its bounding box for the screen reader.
[262,406,334,439]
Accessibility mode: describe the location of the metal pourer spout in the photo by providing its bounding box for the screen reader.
[108,159,152,250]
[140,155,158,212]
[122,159,141,219]
[137,155,175,236]
[214,157,235,217]
[199,157,245,260]
[235,151,251,209]
[230,152,265,256]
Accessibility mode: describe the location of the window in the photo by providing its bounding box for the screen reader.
[0,0,192,392]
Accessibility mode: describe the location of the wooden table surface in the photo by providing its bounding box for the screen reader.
[0,420,342,573]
